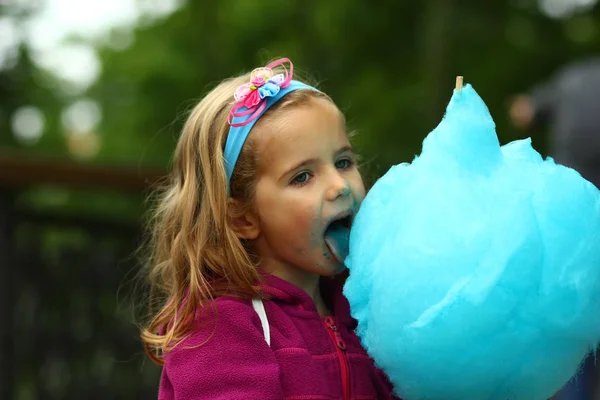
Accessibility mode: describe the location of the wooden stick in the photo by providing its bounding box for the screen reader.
[455,76,464,90]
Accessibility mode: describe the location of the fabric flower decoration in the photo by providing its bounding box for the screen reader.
[228,59,293,127]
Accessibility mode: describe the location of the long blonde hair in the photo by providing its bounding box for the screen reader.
[141,67,331,364]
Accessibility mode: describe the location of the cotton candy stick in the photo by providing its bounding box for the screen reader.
[455,75,464,90]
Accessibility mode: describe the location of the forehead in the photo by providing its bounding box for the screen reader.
[252,98,349,172]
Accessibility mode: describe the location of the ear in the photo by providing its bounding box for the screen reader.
[227,198,260,240]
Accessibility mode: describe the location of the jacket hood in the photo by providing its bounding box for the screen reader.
[260,272,355,329]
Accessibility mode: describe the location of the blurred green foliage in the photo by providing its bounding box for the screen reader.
[3,0,600,185]
[90,0,600,181]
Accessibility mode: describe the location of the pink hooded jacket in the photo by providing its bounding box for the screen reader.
[158,274,399,400]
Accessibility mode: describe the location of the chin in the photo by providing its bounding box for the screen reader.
[316,259,347,277]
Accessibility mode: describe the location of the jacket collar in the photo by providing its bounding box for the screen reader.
[260,272,355,329]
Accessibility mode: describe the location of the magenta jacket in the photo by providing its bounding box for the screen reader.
[158,274,398,400]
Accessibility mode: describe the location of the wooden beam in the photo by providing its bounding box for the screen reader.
[0,153,166,192]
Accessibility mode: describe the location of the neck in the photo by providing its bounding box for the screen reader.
[261,259,331,316]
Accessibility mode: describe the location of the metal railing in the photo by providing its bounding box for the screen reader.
[0,154,164,399]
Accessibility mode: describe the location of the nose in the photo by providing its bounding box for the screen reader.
[326,169,351,201]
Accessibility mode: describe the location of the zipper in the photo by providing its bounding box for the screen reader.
[323,316,350,400]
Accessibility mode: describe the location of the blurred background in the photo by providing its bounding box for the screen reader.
[1,0,599,399]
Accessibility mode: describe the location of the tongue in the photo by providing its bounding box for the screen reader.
[324,223,350,263]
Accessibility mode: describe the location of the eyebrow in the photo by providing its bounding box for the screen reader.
[279,145,354,181]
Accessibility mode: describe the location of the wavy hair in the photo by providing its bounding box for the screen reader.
[140,66,331,364]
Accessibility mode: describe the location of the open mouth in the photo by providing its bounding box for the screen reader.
[328,215,352,230]
[324,213,353,263]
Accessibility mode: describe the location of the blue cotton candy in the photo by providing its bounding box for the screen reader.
[344,84,600,400]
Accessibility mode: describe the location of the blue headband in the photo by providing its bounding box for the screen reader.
[224,79,318,184]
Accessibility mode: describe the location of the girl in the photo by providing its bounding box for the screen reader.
[142,58,398,400]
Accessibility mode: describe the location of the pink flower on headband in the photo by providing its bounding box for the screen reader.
[228,58,293,127]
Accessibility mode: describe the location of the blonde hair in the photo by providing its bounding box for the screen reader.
[141,67,331,364]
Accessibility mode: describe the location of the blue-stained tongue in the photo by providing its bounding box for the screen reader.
[325,223,350,263]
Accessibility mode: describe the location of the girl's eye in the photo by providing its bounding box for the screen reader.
[291,172,312,186]
[335,158,354,170]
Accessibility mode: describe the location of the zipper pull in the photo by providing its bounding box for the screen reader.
[335,332,347,351]
[324,316,336,330]
[324,316,347,351]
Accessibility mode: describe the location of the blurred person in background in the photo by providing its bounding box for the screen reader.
[509,57,600,400]
[510,56,600,189]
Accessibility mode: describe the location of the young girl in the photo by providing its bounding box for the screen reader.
[142,58,398,400]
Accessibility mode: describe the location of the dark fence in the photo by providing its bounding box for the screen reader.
[0,154,164,399]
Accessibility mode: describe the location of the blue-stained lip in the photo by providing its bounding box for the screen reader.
[324,209,353,236]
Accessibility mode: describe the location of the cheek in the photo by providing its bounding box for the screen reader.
[283,199,323,248]
[258,192,318,231]
[349,173,366,201]
[291,201,320,229]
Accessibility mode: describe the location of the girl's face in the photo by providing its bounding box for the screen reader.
[250,97,365,284]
